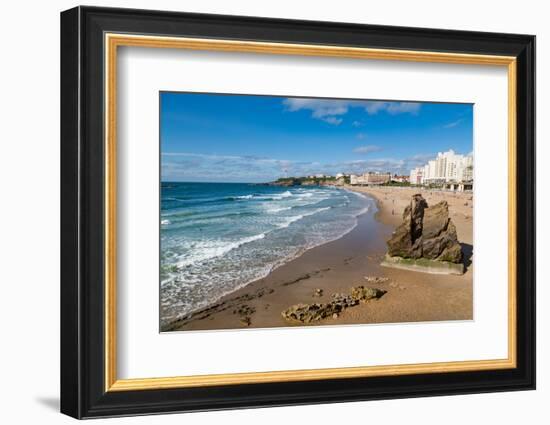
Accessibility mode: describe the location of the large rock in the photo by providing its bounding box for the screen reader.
[386,194,427,259]
[386,195,463,264]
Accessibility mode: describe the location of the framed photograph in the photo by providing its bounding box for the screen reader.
[60,6,535,419]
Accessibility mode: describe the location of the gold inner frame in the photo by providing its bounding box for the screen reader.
[104,33,517,392]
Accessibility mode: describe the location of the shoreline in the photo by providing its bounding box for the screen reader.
[160,186,373,329]
[162,191,385,331]
[165,186,473,332]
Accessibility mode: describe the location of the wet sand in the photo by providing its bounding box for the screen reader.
[166,186,473,332]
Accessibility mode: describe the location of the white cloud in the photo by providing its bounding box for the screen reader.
[162,152,242,160]
[364,101,388,114]
[353,145,382,154]
[361,101,421,115]
[282,98,421,125]
[443,119,463,128]
[386,102,421,115]
[282,98,349,118]
[161,150,437,182]
[322,116,343,125]
[162,152,309,182]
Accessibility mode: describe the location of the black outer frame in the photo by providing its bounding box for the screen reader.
[60,5,535,419]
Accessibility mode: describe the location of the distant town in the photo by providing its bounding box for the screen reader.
[270,150,474,192]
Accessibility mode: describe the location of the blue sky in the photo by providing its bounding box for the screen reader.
[161,92,473,183]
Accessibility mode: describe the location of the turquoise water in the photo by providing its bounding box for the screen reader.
[160,182,373,326]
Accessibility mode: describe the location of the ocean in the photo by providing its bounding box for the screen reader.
[160,182,373,327]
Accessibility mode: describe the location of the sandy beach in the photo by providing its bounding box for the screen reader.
[165,186,473,332]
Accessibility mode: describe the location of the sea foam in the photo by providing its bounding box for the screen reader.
[160,182,374,325]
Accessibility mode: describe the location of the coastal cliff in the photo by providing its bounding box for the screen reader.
[265,176,348,187]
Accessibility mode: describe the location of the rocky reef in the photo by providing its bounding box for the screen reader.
[382,194,464,274]
[281,286,386,324]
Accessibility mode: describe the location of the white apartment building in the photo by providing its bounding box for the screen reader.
[414,150,473,185]
[458,155,474,181]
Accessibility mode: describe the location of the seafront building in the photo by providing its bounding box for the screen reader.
[409,167,424,185]
[391,175,410,183]
[410,150,473,191]
[349,171,391,186]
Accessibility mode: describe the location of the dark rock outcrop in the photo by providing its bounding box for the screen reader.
[281,302,341,324]
[386,194,463,264]
[281,286,386,324]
